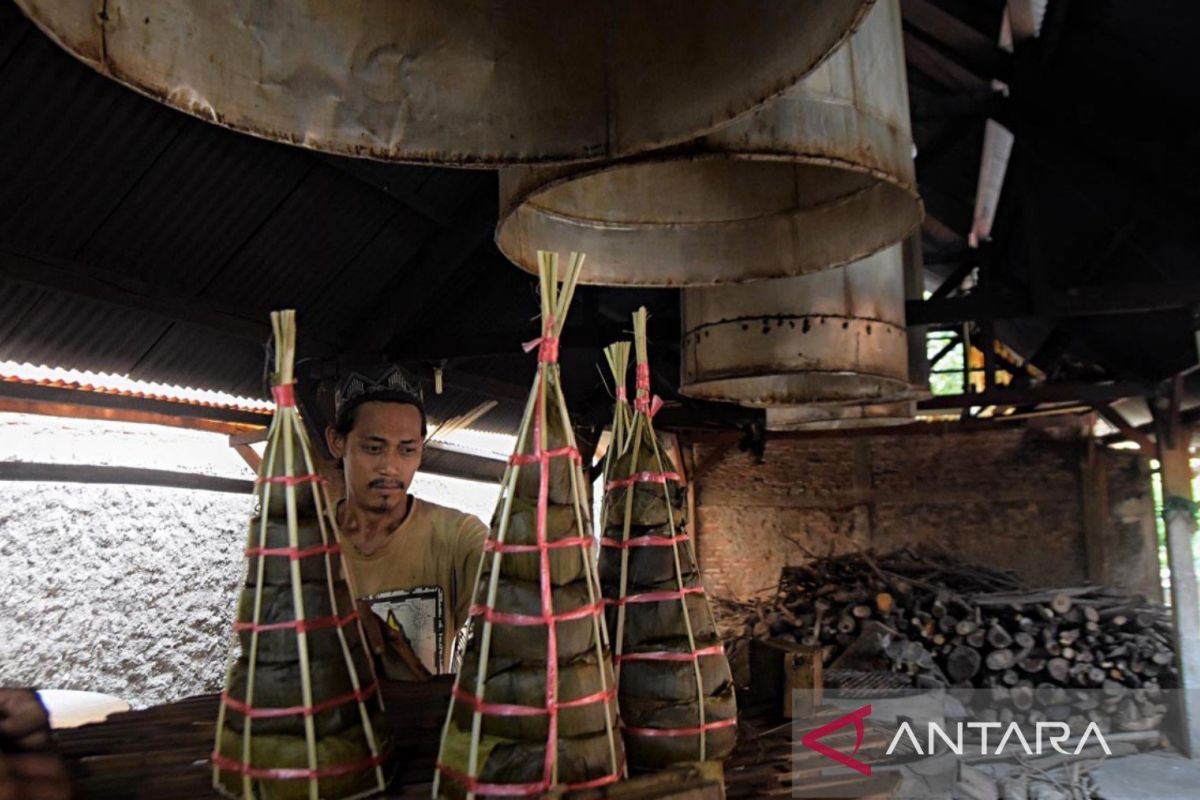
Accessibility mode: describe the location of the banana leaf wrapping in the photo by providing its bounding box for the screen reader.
[223,646,375,737]
[600,309,737,772]
[235,582,356,663]
[485,499,588,585]
[214,310,388,800]
[244,519,341,584]
[450,651,619,742]
[470,577,601,662]
[513,404,575,506]
[599,522,697,591]
[437,727,619,800]
[435,252,623,798]
[617,684,738,769]
[216,722,386,800]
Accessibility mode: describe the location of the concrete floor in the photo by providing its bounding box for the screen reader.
[1091,751,1200,799]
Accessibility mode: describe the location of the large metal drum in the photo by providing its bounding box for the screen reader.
[16,0,874,166]
[680,244,909,405]
[765,401,916,432]
[497,0,919,284]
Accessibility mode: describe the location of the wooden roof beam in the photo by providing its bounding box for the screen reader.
[902,0,1011,82]
[908,281,1200,325]
[919,381,1148,410]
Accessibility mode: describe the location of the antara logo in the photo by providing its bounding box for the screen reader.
[800,704,873,776]
[885,720,1112,757]
[800,705,1113,774]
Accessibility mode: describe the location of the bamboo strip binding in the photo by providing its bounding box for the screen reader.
[600,307,738,770]
[213,310,388,800]
[434,253,624,798]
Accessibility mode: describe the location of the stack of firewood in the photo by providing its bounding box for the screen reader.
[715,547,1177,734]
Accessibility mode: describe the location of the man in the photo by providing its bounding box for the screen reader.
[0,689,72,799]
[325,365,488,680]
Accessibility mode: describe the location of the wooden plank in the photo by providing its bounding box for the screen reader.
[421,440,507,484]
[232,443,262,473]
[0,462,253,494]
[0,395,263,436]
[901,0,1010,80]
[227,429,269,447]
[1157,421,1200,759]
[1079,438,1110,585]
[0,378,272,427]
[907,280,1200,325]
[1093,403,1155,452]
[902,29,990,92]
[918,381,1146,410]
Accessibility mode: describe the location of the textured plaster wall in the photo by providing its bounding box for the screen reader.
[0,483,250,707]
[0,413,501,708]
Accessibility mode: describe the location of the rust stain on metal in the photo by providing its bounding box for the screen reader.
[680,244,913,406]
[14,0,876,167]
[497,0,922,286]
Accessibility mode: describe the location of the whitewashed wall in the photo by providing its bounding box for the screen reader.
[0,413,500,707]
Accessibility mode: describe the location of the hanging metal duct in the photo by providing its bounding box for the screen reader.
[680,244,909,406]
[497,0,919,285]
[15,0,875,166]
[764,401,916,432]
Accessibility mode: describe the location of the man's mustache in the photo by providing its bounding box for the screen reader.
[368,479,406,490]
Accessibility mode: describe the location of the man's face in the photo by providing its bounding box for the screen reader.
[327,401,423,513]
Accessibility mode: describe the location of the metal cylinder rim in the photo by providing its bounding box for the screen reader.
[16,0,879,167]
[679,371,913,407]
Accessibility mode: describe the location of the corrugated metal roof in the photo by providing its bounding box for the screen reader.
[0,366,272,416]
[0,1,518,435]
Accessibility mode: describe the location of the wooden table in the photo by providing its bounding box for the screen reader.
[52,680,902,799]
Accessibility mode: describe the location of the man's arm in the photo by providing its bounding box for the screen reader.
[451,514,489,634]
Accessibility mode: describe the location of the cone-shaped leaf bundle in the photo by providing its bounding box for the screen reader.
[599,308,737,771]
[435,253,624,798]
[214,310,388,800]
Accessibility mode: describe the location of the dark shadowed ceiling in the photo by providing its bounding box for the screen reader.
[2,0,1198,439]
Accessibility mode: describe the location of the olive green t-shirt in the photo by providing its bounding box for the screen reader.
[341,497,487,675]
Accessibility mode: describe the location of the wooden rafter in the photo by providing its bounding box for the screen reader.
[919,381,1148,410]
[0,379,271,427]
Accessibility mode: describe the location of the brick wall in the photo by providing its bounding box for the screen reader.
[683,422,1159,601]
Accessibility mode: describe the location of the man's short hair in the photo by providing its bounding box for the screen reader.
[333,365,427,438]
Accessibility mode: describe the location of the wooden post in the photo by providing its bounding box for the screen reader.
[1079,437,1110,585]
[1154,386,1200,759]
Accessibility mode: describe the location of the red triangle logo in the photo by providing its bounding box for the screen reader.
[800,704,872,776]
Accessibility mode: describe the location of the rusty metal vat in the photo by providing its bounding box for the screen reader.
[764,401,916,432]
[680,244,909,406]
[16,0,875,166]
[497,0,919,285]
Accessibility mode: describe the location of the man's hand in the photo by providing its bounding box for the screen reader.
[0,752,73,800]
[0,690,51,753]
[356,602,433,681]
[0,691,70,800]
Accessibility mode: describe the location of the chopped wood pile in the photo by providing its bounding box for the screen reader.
[715,547,1178,735]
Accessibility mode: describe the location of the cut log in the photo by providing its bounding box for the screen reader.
[987,625,1013,649]
[875,593,894,615]
[986,649,1015,671]
[947,646,982,682]
[1050,593,1073,615]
